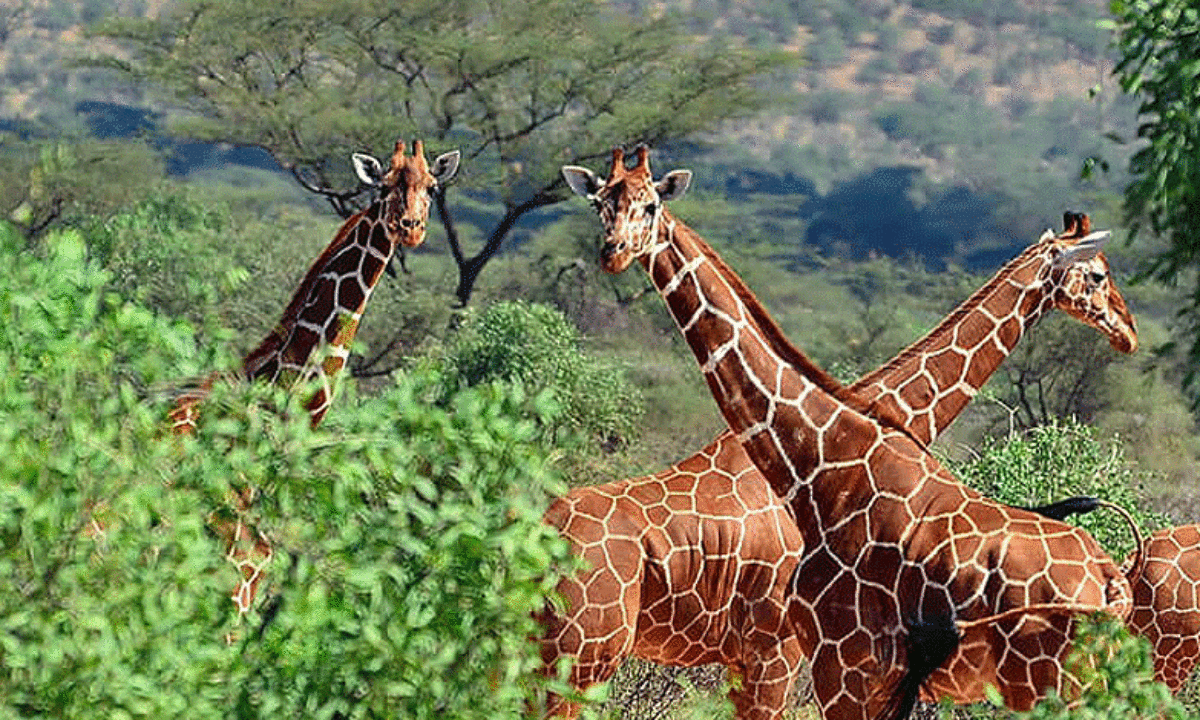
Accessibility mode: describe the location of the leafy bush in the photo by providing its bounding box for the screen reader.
[1011,614,1184,720]
[855,54,898,84]
[805,89,855,125]
[442,300,643,448]
[927,22,956,45]
[806,26,847,70]
[0,222,232,717]
[0,222,576,718]
[185,370,576,720]
[83,192,247,327]
[948,420,1168,558]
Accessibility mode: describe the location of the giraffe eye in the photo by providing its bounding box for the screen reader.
[1088,271,1105,285]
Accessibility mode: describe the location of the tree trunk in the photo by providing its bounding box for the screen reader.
[434,189,561,307]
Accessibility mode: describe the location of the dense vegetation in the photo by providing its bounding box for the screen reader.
[3,0,1200,717]
[0,220,582,718]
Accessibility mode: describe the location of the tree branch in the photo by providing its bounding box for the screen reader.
[23,196,64,245]
[288,165,363,219]
[453,188,562,306]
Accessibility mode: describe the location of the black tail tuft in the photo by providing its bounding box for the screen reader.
[882,614,961,720]
[1023,495,1101,521]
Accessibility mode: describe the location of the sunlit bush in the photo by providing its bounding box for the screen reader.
[442,300,644,449]
[949,420,1167,559]
[0,222,575,718]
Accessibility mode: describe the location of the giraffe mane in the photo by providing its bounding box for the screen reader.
[241,203,379,377]
[849,233,1054,392]
[666,213,918,437]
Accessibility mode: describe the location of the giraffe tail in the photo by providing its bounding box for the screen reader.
[1021,495,1102,521]
[1095,499,1146,580]
[882,613,961,720]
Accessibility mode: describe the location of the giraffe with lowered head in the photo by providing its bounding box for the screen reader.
[536,208,1139,719]
[171,139,459,614]
[563,146,1133,720]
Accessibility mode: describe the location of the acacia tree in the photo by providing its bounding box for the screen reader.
[89,0,787,306]
[1108,0,1200,393]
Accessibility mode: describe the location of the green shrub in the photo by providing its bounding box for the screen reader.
[0,222,232,717]
[0,222,577,718]
[83,192,247,327]
[1011,614,1184,720]
[183,370,577,720]
[948,420,1168,559]
[442,300,643,448]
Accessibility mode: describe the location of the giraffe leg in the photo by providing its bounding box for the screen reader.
[536,573,639,718]
[729,634,803,720]
[539,624,631,719]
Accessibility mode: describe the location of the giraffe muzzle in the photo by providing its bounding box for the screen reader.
[1108,324,1138,354]
[599,241,631,273]
[395,218,427,247]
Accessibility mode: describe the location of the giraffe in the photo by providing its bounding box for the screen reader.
[537,211,1140,719]
[562,147,1133,720]
[1125,525,1200,692]
[170,139,460,614]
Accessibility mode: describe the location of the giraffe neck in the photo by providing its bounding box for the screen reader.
[848,244,1057,445]
[641,210,891,504]
[240,201,393,426]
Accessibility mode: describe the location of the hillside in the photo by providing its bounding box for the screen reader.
[0,0,1129,195]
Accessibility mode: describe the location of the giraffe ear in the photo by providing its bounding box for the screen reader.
[562,166,603,198]
[1052,230,1111,269]
[352,153,385,186]
[656,170,692,202]
[431,150,460,184]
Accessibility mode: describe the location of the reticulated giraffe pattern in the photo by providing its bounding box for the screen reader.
[537,432,804,720]
[562,146,1133,720]
[1125,525,1200,692]
[170,139,459,614]
[849,210,1136,444]
[537,207,1139,719]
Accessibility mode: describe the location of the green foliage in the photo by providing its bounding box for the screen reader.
[184,370,576,720]
[1013,614,1184,720]
[0,221,232,717]
[0,220,576,718]
[0,136,165,241]
[1110,0,1200,396]
[806,26,847,70]
[84,192,247,328]
[948,420,1167,559]
[442,300,643,448]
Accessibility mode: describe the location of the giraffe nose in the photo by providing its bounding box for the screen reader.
[399,218,422,230]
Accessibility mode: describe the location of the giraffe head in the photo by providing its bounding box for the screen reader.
[352,139,460,248]
[562,146,692,273]
[1045,212,1138,354]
